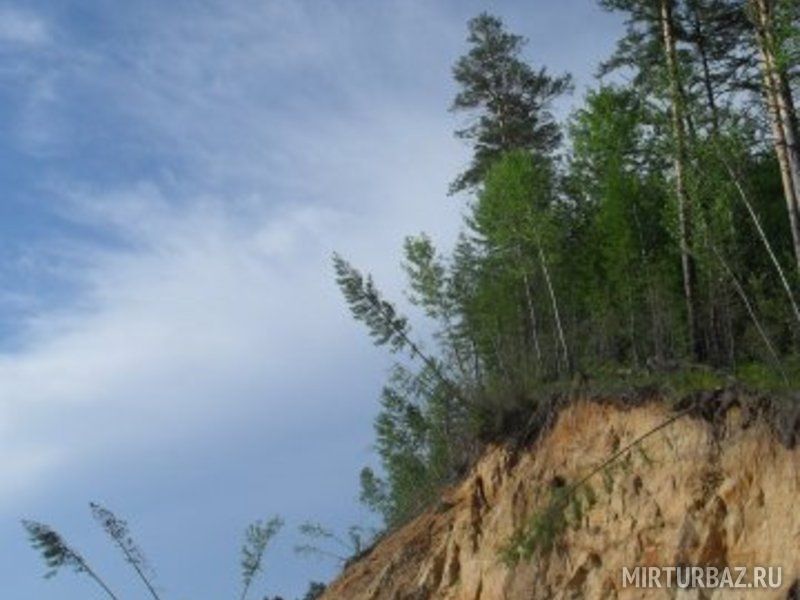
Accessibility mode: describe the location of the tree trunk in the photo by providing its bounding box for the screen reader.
[713,245,787,382]
[719,154,800,329]
[752,0,800,272]
[660,0,705,362]
[536,243,570,374]
[688,0,720,132]
[774,68,800,259]
[521,271,543,368]
[761,1,800,198]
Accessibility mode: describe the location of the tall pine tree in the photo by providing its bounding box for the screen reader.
[450,13,571,193]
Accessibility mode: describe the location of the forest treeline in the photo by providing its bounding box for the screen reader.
[335,0,800,528]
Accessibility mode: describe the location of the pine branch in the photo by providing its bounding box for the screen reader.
[240,517,283,600]
[90,502,162,600]
[333,253,468,406]
[22,520,120,600]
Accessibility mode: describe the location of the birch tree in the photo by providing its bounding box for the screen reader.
[748,0,800,271]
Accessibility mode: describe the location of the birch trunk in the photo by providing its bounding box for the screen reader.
[536,243,570,373]
[660,0,705,361]
[752,0,800,272]
[521,271,543,367]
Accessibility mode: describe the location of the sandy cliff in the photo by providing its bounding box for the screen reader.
[321,392,800,599]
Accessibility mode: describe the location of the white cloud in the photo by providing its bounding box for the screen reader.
[0,7,48,45]
[0,0,478,521]
[0,3,628,596]
[0,81,464,509]
[1,193,336,465]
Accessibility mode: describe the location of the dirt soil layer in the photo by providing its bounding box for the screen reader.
[321,394,800,599]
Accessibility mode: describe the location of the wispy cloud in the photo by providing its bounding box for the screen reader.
[0,0,622,515]
[0,2,622,596]
[0,0,466,506]
[0,7,49,45]
[0,187,450,499]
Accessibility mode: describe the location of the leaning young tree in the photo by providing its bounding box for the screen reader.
[24,507,284,599]
[23,520,120,600]
[333,253,466,405]
[90,502,162,600]
[239,517,284,600]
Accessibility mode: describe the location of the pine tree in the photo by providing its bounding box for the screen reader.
[679,0,755,133]
[449,13,571,192]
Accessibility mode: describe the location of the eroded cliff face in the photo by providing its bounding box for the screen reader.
[322,395,800,599]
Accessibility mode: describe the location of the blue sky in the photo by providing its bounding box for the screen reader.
[0,1,622,598]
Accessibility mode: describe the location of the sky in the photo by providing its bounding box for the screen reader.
[0,1,623,598]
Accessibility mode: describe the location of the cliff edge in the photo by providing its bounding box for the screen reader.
[322,393,800,599]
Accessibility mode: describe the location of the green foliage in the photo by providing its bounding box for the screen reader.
[359,364,467,527]
[403,234,448,320]
[403,234,479,386]
[736,356,800,391]
[90,502,161,600]
[598,0,667,94]
[501,484,581,564]
[774,0,800,72]
[450,13,571,192]
[468,151,571,377]
[240,517,284,600]
[90,503,149,572]
[25,510,287,600]
[333,254,410,353]
[27,508,287,600]
[474,151,555,245]
[24,520,95,581]
[23,519,120,599]
[660,367,726,397]
[566,85,680,367]
[294,522,375,564]
[335,6,800,536]
[358,467,390,519]
[503,482,601,564]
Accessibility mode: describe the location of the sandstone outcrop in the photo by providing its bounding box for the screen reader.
[322,394,800,599]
